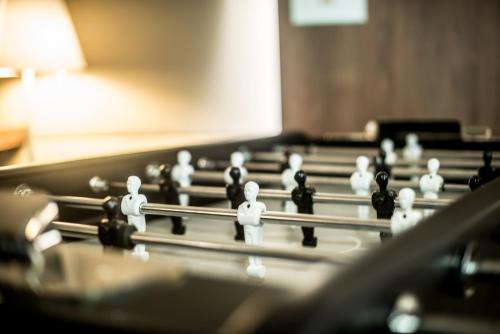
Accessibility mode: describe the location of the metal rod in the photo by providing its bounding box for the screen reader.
[285,145,499,160]
[199,159,474,179]
[108,182,451,209]
[251,151,482,169]
[50,221,348,265]
[421,314,500,334]
[48,195,392,232]
[52,220,98,236]
[301,163,472,179]
[190,171,469,192]
[475,260,500,276]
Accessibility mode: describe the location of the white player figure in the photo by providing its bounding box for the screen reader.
[237,181,267,278]
[391,188,423,235]
[403,133,423,182]
[281,153,303,213]
[350,156,374,219]
[171,150,195,206]
[381,138,397,165]
[419,158,444,217]
[223,152,248,184]
[403,133,423,162]
[121,175,149,261]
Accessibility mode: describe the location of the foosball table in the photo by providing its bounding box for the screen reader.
[1,120,500,333]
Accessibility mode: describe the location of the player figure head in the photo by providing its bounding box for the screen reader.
[375,171,389,191]
[230,152,245,168]
[381,138,394,153]
[230,167,241,184]
[406,133,418,146]
[294,170,307,187]
[483,150,492,167]
[159,164,172,180]
[177,150,191,166]
[427,158,440,175]
[145,163,161,181]
[126,175,141,195]
[289,153,303,171]
[102,196,119,220]
[244,181,259,203]
[399,188,415,211]
[468,175,482,191]
[356,156,370,173]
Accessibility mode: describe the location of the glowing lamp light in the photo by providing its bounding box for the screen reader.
[0,66,15,77]
[0,0,86,161]
[0,0,86,79]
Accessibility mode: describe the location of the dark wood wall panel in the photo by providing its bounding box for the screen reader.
[279,0,500,136]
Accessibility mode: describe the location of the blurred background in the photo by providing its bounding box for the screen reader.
[0,0,499,164]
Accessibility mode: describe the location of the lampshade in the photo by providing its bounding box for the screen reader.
[0,0,86,72]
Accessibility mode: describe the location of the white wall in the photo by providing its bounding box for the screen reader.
[0,0,282,138]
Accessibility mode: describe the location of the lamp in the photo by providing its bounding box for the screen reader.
[0,0,86,160]
[0,0,86,78]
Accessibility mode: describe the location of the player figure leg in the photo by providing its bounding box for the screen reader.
[178,181,190,222]
[301,226,317,247]
[179,194,189,206]
[228,200,245,241]
[130,217,149,261]
[132,243,149,261]
[284,185,298,229]
[284,200,297,214]
[356,190,370,219]
[234,220,245,241]
[244,225,265,278]
[284,199,298,231]
[171,216,186,235]
[409,159,420,182]
[410,167,419,183]
[423,192,438,217]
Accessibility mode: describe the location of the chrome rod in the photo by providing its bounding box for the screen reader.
[198,159,474,179]
[48,195,392,232]
[110,181,159,192]
[107,182,451,209]
[190,171,469,192]
[252,151,482,169]
[300,163,472,179]
[421,314,500,334]
[50,221,348,265]
[286,145,500,160]
[259,210,389,232]
[52,220,98,236]
[475,260,500,276]
[390,166,471,179]
[131,233,347,264]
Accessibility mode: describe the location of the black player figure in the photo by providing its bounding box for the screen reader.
[291,170,318,247]
[371,171,398,241]
[373,149,392,177]
[98,196,136,250]
[478,151,499,184]
[226,167,246,241]
[158,164,186,235]
[98,197,117,248]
